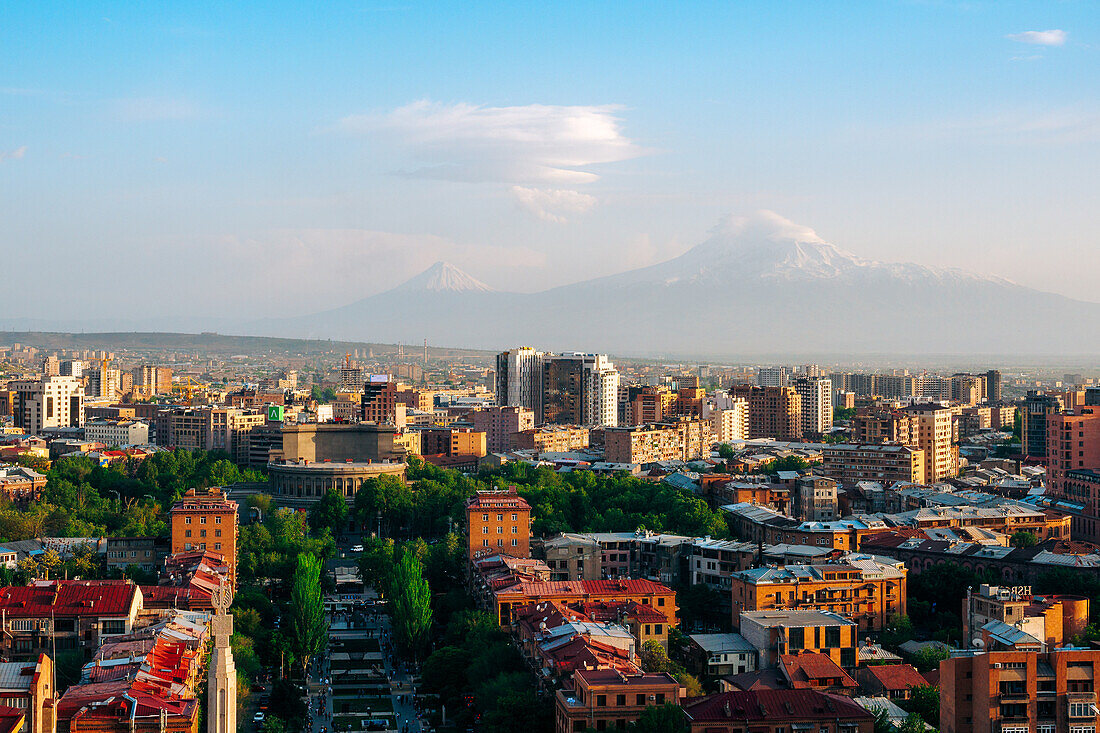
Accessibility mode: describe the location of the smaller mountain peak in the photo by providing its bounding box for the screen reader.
[395,261,494,293]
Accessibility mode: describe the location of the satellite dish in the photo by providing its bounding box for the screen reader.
[973,638,985,648]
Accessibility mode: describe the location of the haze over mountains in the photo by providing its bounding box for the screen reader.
[5,212,1098,357]
[252,211,1100,356]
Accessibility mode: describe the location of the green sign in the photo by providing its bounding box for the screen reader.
[267,405,284,422]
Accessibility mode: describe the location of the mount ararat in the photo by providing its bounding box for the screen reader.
[252,211,1100,356]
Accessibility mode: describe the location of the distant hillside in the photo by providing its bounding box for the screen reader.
[0,331,492,359]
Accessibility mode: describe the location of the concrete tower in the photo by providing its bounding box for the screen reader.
[207,586,237,733]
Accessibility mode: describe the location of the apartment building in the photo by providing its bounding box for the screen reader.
[512,425,590,453]
[555,669,681,733]
[940,648,1100,733]
[793,377,833,437]
[466,488,532,560]
[418,427,487,457]
[738,610,858,669]
[362,375,406,426]
[730,554,907,632]
[852,408,917,445]
[11,375,84,435]
[905,403,959,483]
[820,443,925,485]
[542,353,620,427]
[471,405,535,452]
[0,580,143,661]
[491,577,678,627]
[796,476,838,522]
[708,401,748,443]
[170,487,238,588]
[83,418,150,446]
[961,584,1089,649]
[1023,391,1064,460]
[731,385,803,441]
[627,386,677,425]
[604,419,712,465]
[495,347,545,415]
[1045,409,1100,539]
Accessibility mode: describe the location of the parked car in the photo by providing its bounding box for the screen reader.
[253,711,265,724]
[351,544,364,552]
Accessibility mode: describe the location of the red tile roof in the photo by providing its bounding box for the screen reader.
[0,580,138,617]
[779,653,857,689]
[864,663,928,692]
[0,706,24,733]
[683,689,873,723]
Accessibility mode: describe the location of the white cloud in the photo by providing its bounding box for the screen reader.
[0,146,27,162]
[1006,29,1066,46]
[338,100,642,183]
[511,186,597,223]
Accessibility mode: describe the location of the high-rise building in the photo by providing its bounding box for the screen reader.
[470,405,535,453]
[903,403,959,483]
[951,374,982,406]
[1023,391,1064,460]
[984,369,1002,403]
[361,375,406,427]
[628,386,676,424]
[916,374,952,401]
[757,366,788,387]
[339,360,363,392]
[708,400,748,443]
[495,347,545,416]
[41,355,60,376]
[85,366,121,399]
[132,365,173,396]
[940,648,1100,733]
[731,385,802,441]
[11,375,84,435]
[541,353,619,427]
[793,377,832,436]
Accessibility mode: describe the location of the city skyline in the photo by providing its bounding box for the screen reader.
[2,1,1098,321]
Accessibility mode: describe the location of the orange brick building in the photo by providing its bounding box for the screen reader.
[555,669,682,733]
[169,487,238,588]
[466,488,532,560]
[940,648,1100,733]
[730,556,907,633]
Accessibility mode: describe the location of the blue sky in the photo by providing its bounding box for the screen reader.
[2,1,1097,318]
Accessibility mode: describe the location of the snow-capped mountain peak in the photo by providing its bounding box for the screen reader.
[394,261,494,293]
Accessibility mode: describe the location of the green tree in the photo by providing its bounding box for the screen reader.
[1010,530,1038,548]
[288,553,327,679]
[675,671,703,697]
[389,548,433,661]
[308,488,349,536]
[910,645,949,673]
[626,703,687,733]
[356,537,396,591]
[717,443,735,460]
[640,640,680,675]
[901,685,939,728]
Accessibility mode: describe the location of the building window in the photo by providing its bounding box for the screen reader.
[511,539,518,547]
[482,527,488,535]
[215,529,221,537]
[657,598,665,606]
[215,516,221,524]
[635,695,645,706]
[200,516,206,524]
[1070,703,1094,718]
[482,514,489,521]
[511,526,517,534]
[596,695,606,707]
[185,530,192,538]
[497,514,503,521]
[616,695,626,706]
[185,516,191,524]
[102,620,125,635]
[512,514,518,521]
[497,539,504,547]
[482,540,489,547]
[200,530,207,537]
[215,543,221,550]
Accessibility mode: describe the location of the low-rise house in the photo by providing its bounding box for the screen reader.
[681,689,875,733]
[779,652,859,695]
[685,634,758,678]
[854,663,928,701]
[0,580,143,661]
